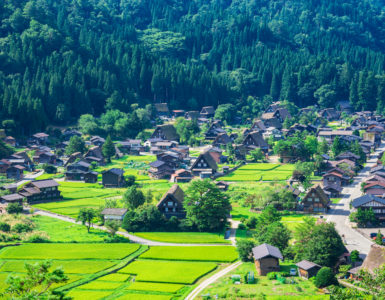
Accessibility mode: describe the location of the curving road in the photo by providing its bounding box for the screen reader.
[326,144,385,255]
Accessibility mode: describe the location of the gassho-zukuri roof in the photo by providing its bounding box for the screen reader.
[295,260,321,270]
[101,208,128,216]
[352,194,385,208]
[252,243,283,260]
[157,184,185,208]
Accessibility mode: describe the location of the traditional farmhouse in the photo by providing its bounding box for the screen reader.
[157,184,185,218]
[1,193,24,205]
[102,168,125,188]
[151,124,180,142]
[352,194,385,221]
[101,208,128,222]
[252,243,283,276]
[149,160,174,179]
[170,169,193,183]
[363,181,385,197]
[242,131,269,152]
[6,165,24,180]
[18,179,61,203]
[190,151,218,177]
[301,184,330,213]
[296,260,322,279]
[200,106,215,118]
[154,103,170,117]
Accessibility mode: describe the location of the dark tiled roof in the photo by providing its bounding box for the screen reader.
[296,260,321,270]
[31,179,59,189]
[102,168,124,176]
[352,194,385,208]
[1,193,24,202]
[150,160,166,168]
[252,243,283,260]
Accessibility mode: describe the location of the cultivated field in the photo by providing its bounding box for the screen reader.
[219,163,295,181]
[133,232,230,244]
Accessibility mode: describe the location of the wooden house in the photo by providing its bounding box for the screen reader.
[101,208,128,221]
[296,260,322,279]
[170,169,193,183]
[260,113,282,129]
[323,183,342,198]
[156,184,186,218]
[242,131,269,152]
[360,244,385,274]
[149,160,174,179]
[205,121,226,140]
[190,151,218,176]
[0,160,10,173]
[185,111,200,120]
[84,171,98,183]
[31,132,49,145]
[4,136,16,147]
[200,106,215,118]
[151,125,180,142]
[215,181,229,191]
[252,243,283,276]
[251,120,266,132]
[154,103,170,117]
[90,136,105,146]
[335,152,360,164]
[213,133,232,147]
[62,129,82,140]
[18,179,61,203]
[1,193,24,205]
[352,194,385,220]
[363,181,385,197]
[172,110,185,118]
[102,168,125,188]
[33,152,56,165]
[301,184,330,213]
[6,165,24,180]
[157,152,181,168]
[319,108,340,121]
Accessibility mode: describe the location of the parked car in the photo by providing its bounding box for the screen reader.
[370,232,377,238]
[290,268,297,276]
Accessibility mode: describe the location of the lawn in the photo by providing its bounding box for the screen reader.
[139,246,238,262]
[133,232,230,244]
[118,260,217,284]
[33,215,111,242]
[219,163,294,182]
[0,243,140,260]
[199,262,326,298]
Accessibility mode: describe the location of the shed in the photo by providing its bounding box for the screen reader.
[252,243,283,276]
[101,208,128,221]
[296,260,322,279]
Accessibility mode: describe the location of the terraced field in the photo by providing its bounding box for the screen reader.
[219,163,295,181]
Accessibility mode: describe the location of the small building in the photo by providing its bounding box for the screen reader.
[296,260,322,279]
[102,168,125,188]
[190,151,218,177]
[172,110,185,118]
[302,184,330,213]
[170,169,193,183]
[252,243,283,276]
[32,132,49,145]
[151,125,180,142]
[101,208,128,221]
[156,184,186,218]
[154,103,170,117]
[323,183,343,198]
[84,171,98,183]
[6,165,24,180]
[149,160,174,179]
[1,193,24,205]
[90,136,105,146]
[33,152,56,165]
[352,194,385,221]
[200,106,215,118]
[215,181,229,191]
[242,131,269,152]
[4,136,16,147]
[18,179,61,203]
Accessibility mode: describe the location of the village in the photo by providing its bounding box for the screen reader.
[1,100,385,299]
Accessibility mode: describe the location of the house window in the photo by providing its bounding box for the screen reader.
[168,201,173,207]
[314,198,319,202]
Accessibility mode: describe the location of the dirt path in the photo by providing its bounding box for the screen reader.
[185,261,242,300]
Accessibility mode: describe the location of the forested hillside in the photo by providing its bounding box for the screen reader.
[1,0,385,133]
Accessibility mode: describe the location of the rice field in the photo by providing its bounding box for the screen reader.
[139,246,238,262]
[219,163,295,181]
[133,232,230,244]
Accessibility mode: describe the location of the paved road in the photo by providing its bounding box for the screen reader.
[16,170,44,187]
[327,144,385,255]
[34,209,233,247]
[185,261,242,300]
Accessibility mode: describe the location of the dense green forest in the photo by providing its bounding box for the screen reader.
[1,0,385,134]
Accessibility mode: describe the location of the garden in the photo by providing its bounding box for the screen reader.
[198,262,327,299]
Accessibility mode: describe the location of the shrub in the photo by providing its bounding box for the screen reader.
[42,164,57,174]
[238,223,246,230]
[125,175,136,187]
[25,233,50,243]
[280,271,290,277]
[12,223,34,233]
[0,222,11,232]
[314,267,338,288]
[236,239,255,262]
[245,216,257,229]
[104,235,130,243]
[6,203,23,214]
[267,272,278,280]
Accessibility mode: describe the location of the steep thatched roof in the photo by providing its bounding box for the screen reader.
[157,184,184,207]
[361,244,385,274]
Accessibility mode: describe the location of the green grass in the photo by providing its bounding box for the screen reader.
[35,173,65,180]
[199,262,326,298]
[139,246,238,262]
[33,215,111,242]
[0,243,140,260]
[97,273,130,282]
[133,232,230,244]
[126,282,184,293]
[118,260,217,284]
[331,198,341,204]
